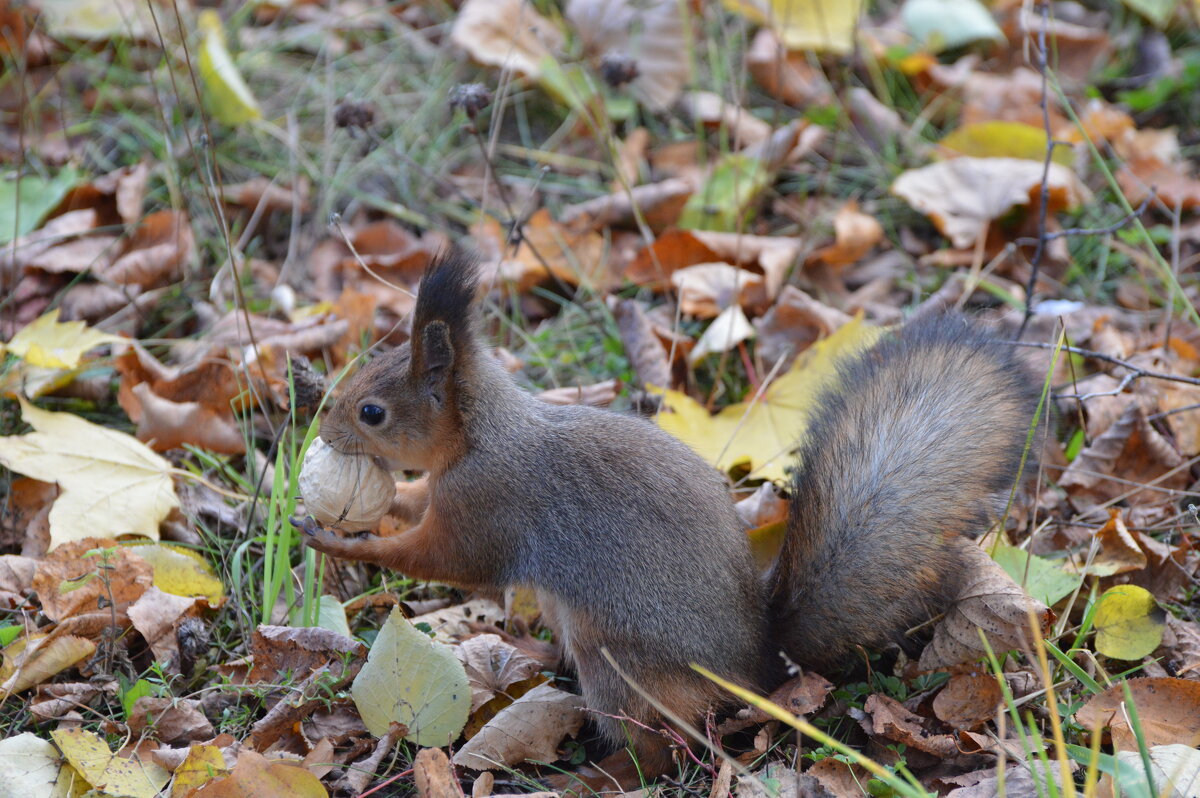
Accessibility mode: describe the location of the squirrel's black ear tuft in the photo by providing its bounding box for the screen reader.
[413,247,480,358]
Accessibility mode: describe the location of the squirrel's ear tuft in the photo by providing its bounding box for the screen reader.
[413,248,480,342]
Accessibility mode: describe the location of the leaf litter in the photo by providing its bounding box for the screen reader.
[1,0,1200,795]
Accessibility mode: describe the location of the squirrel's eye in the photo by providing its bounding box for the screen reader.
[359,404,386,426]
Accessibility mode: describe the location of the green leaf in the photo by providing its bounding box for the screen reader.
[992,542,1079,606]
[121,679,155,719]
[1093,585,1166,660]
[314,594,352,638]
[678,153,772,232]
[1121,0,1179,27]
[901,0,1005,52]
[351,606,470,746]
[0,166,82,246]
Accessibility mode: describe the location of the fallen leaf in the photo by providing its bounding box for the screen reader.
[0,732,73,798]
[171,745,231,796]
[672,262,766,319]
[612,298,672,389]
[939,121,1072,166]
[32,537,153,621]
[681,91,772,147]
[902,0,1005,51]
[558,179,693,232]
[723,0,863,54]
[451,0,563,79]
[862,693,959,757]
[920,540,1052,670]
[34,0,155,39]
[197,10,262,126]
[0,165,82,245]
[689,303,755,363]
[190,749,324,798]
[0,634,96,698]
[1093,585,1165,660]
[126,697,214,745]
[811,200,884,268]
[1059,404,1189,514]
[102,209,194,287]
[1076,677,1200,751]
[753,285,852,372]
[413,747,459,798]
[678,152,772,232]
[744,28,834,107]
[657,315,881,481]
[0,400,178,549]
[351,607,470,747]
[565,0,688,111]
[452,682,585,770]
[51,727,169,798]
[127,586,199,665]
[409,598,506,645]
[892,157,1090,249]
[991,539,1080,606]
[1089,510,1149,576]
[932,673,1003,731]
[1,309,122,369]
[1111,744,1200,798]
[455,634,545,714]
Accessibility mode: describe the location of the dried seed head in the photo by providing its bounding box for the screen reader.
[448,83,493,119]
[599,51,639,88]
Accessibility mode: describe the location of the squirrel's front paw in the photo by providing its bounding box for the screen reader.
[291,515,353,558]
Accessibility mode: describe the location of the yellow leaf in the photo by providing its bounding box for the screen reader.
[351,606,470,746]
[723,0,862,53]
[0,633,95,697]
[1,309,122,369]
[198,10,262,126]
[939,122,1073,167]
[170,744,228,798]
[124,542,225,606]
[1094,585,1166,660]
[50,728,169,798]
[655,316,882,482]
[0,400,178,549]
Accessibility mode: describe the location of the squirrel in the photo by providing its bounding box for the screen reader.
[301,248,1042,788]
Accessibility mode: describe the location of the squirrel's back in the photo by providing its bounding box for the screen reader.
[768,315,1043,671]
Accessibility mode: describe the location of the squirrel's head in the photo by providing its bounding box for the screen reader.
[320,249,479,472]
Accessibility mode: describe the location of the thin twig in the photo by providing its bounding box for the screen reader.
[1008,341,1200,387]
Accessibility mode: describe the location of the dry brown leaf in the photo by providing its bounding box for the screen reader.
[536,379,619,407]
[558,179,693,232]
[745,28,833,108]
[188,749,325,798]
[450,0,563,79]
[1118,157,1200,210]
[1059,404,1189,514]
[127,586,201,666]
[671,263,766,319]
[102,210,194,288]
[626,228,722,289]
[1,208,99,274]
[25,234,118,274]
[689,231,801,299]
[126,382,246,454]
[811,201,884,268]
[806,757,873,798]
[681,91,772,147]
[932,673,1003,731]
[1075,677,1200,752]
[861,693,959,757]
[920,540,1051,670]
[1089,509,1148,576]
[455,634,544,714]
[753,286,852,372]
[220,177,311,213]
[1160,615,1200,679]
[477,209,609,292]
[32,537,154,622]
[414,747,461,798]
[452,682,585,770]
[611,298,671,389]
[248,625,366,684]
[892,157,1089,249]
[29,681,108,722]
[127,697,215,745]
[410,599,506,645]
[566,0,688,111]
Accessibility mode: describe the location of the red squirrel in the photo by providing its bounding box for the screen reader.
[302,249,1041,786]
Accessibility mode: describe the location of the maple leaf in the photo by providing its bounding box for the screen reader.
[0,400,178,549]
[1,309,122,369]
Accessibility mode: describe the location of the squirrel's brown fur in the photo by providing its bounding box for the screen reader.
[304,249,1042,786]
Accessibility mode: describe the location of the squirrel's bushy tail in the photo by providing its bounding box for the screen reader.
[767,315,1043,671]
